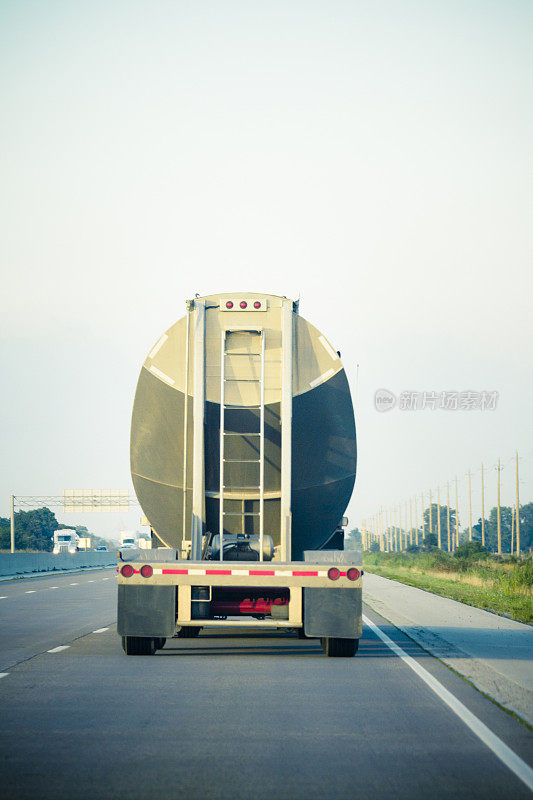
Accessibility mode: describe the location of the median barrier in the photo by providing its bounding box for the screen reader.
[0,551,117,577]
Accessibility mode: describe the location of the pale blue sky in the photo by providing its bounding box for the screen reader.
[1,1,532,540]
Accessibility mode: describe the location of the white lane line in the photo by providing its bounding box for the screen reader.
[70,583,78,586]
[25,590,36,594]
[88,580,95,583]
[0,596,7,600]
[47,646,70,653]
[93,627,109,634]
[49,587,59,590]
[0,673,9,679]
[363,614,533,793]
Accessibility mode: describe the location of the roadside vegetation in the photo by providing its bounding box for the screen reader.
[362,542,533,625]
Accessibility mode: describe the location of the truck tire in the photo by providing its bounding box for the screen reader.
[176,626,202,638]
[322,637,359,657]
[122,636,156,656]
[154,638,166,650]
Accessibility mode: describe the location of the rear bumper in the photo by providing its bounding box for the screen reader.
[117,559,363,638]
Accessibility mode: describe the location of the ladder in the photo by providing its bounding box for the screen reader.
[219,328,266,561]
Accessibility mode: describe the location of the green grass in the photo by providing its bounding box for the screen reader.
[362,551,533,625]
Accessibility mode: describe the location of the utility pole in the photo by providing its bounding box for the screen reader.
[399,504,402,551]
[395,507,398,551]
[468,469,472,542]
[421,492,425,540]
[415,495,419,546]
[455,475,459,549]
[497,458,502,556]
[511,506,515,556]
[429,489,433,533]
[10,494,15,554]
[481,464,485,548]
[437,486,441,549]
[380,507,384,552]
[447,482,451,552]
[409,498,413,546]
[516,451,520,557]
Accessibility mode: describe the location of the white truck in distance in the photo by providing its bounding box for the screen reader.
[52,529,79,554]
[119,532,137,549]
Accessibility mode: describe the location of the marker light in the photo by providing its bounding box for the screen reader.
[240,301,247,309]
[253,301,261,309]
[328,567,340,580]
[226,301,234,309]
[121,564,134,578]
[347,568,360,581]
[140,564,153,578]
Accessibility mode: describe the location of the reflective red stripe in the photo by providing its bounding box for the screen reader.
[249,570,275,576]
[162,569,189,575]
[206,569,232,575]
[292,570,319,577]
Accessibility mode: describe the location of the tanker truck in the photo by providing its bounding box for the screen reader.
[118,293,362,657]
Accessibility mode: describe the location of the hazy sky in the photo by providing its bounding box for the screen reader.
[1,1,532,541]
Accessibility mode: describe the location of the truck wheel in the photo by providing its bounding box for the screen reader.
[154,638,166,650]
[122,636,156,656]
[176,626,201,638]
[322,637,359,657]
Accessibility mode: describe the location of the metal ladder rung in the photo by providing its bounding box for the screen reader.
[223,431,260,436]
[223,485,260,489]
[225,404,262,409]
[223,512,260,517]
[223,378,261,383]
[223,461,260,465]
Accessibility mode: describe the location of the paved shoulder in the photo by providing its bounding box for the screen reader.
[364,572,533,726]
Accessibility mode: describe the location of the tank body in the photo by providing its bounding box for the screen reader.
[131,293,356,560]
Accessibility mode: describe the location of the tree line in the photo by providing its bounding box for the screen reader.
[0,507,114,552]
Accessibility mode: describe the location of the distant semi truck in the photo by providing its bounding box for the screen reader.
[52,529,79,554]
[119,532,137,549]
[118,293,361,657]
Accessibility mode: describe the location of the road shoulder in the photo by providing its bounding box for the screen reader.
[364,572,533,727]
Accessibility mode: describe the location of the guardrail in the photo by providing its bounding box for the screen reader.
[0,552,117,577]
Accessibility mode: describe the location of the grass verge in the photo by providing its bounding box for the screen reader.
[362,551,532,625]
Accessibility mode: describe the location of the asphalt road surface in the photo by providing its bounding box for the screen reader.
[0,570,531,800]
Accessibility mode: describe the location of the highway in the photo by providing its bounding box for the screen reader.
[0,571,532,799]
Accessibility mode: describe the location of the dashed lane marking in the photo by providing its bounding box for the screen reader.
[0,673,9,679]
[363,614,533,793]
[88,580,95,583]
[25,590,36,594]
[93,627,109,633]
[47,646,70,653]
[0,596,7,600]
[49,587,59,590]
[70,583,78,586]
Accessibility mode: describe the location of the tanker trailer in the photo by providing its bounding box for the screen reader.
[117,293,362,657]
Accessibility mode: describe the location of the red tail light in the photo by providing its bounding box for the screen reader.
[121,564,134,578]
[240,301,247,309]
[347,568,360,581]
[253,301,261,309]
[140,564,153,578]
[328,567,340,580]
